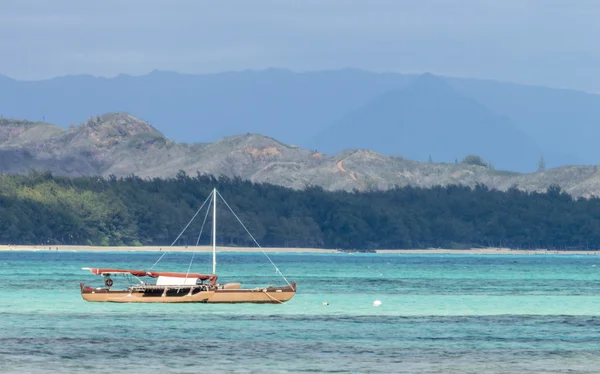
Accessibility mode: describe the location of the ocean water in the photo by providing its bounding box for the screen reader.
[1,251,600,373]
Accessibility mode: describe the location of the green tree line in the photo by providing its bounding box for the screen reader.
[1,170,600,250]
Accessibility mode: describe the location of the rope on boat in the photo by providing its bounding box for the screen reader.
[185,196,213,280]
[216,190,292,287]
[262,289,284,304]
[149,191,214,270]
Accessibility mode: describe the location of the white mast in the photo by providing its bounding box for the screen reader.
[212,188,217,275]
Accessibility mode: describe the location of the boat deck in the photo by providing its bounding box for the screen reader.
[128,284,209,291]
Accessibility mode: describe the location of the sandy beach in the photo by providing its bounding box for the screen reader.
[0,244,338,253]
[0,245,599,255]
[375,248,600,255]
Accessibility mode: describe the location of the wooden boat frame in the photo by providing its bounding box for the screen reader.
[80,282,215,303]
[79,282,297,304]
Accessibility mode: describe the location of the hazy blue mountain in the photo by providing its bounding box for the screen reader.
[1,68,600,169]
[310,74,542,172]
[447,78,592,167]
[0,69,410,145]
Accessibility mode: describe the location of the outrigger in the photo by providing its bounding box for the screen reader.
[80,188,296,304]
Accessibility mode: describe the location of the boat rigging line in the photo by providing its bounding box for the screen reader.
[185,194,213,280]
[149,190,214,270]
[215,189,292,287]
[148,188,292,288]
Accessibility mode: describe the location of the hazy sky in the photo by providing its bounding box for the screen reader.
[2,0,599,91]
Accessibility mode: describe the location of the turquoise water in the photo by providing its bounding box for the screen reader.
[1,251,600,373]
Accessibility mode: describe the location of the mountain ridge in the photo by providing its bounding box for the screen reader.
[1,113,600,198]
[2,68,597,169]
[310,73,543,172]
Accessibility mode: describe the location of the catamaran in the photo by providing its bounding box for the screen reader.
[80,188,296,303]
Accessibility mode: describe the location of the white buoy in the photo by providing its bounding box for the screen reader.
[373,300,382,307]
[322,302,329,306]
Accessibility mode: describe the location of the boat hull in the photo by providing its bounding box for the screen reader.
[206,282,296,304]
[80,283,215,303]
[80,282,296,304]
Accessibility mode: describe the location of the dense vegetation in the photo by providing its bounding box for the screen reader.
[1,171,600,250]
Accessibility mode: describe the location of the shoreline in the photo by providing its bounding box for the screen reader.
[0,245,338,254]
[0,245,599,255]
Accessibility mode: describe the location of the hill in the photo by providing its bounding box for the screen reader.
[0,118,63,146]
[2,113,600,198]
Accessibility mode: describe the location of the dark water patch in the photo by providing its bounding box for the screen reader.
[7,312,600,327]
[3,348,600,374]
